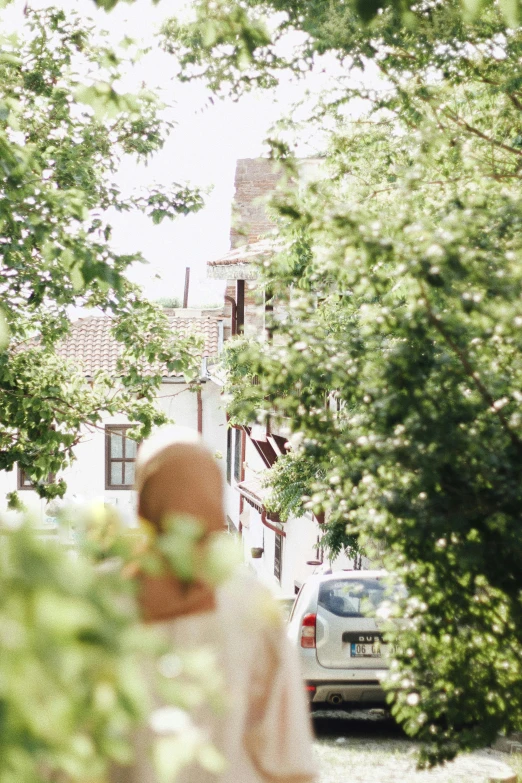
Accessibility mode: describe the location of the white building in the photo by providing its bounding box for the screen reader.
[208,159,356,597]
[0,310,229,526]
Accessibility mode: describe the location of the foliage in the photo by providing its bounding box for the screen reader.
[160,0,522,99]
[155,297,183,309]
[222,335,266,421]
[0,8,204,498]
[0,501,240,782]
[174,0,522,766]
[90,0,522,27]
[0,518,144,782]
[261,448,361,558]
[262,449,319,523]
[160,5,284,99]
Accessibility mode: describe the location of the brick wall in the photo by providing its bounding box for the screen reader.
[230,158,282,248]
[220,158,283,339]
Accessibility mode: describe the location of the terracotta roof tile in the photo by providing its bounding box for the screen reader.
[57,315,220,378]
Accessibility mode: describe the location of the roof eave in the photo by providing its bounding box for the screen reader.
[207,263,259,280]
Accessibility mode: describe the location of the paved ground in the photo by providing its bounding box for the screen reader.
[312,710,518,783]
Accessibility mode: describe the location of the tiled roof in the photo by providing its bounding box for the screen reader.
[57,315,220,378]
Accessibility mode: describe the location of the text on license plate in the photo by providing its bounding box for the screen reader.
[351,642,382,657]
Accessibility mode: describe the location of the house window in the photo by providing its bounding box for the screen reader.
[18,468,55,490]
[233,428,242,482]
[226,428,232,485]
[274,532,283,583]
[105,426,138,489]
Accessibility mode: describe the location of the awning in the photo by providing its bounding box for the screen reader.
[236,477,266,514]
[237,476,324,527]
[206,239,275,280]
[236,477,283,527]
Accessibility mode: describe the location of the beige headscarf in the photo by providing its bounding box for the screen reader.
[134,426,226,623]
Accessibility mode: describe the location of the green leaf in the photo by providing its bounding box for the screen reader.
[461,0,484,21]
[498,0,520,26]
[197,743,227,774]
[153,735,199,783]
[0,308,9,350]
[60,248,75,271]
[0,51,20,65]
[200,20,219,48]
[70,264,84,292]
[74,83,122,119]
[93,0,120,9]
[202,533,242,585]
[34,590,99,636]
[355,0,386,22]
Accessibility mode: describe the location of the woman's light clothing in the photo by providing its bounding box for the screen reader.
[111,571,317,783]
[117,425,317,783]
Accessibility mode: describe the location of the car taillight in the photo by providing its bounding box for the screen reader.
[300,613,317,648]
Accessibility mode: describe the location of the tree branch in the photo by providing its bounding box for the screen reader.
[443,110,522,158]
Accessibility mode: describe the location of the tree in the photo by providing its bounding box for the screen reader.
[0,6,231,781]
[0,8,204,499]
[165,0,522,765]
[0,500,239,781]
[223,333,362,561]
[91,0,522,36]
[0,513,147,782]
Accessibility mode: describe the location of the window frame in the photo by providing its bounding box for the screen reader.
[274,530,283,583]
[105,425,138,490]
[233,427,242,483]
[17,467,55,491]
[226,427,232,485]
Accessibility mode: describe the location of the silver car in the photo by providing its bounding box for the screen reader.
[287,570,394,709]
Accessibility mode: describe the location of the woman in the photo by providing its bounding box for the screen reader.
[111,426,317,783]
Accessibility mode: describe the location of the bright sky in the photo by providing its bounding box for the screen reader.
[101,0,294,306]
[112,83,293,306]
[6,0,375,307]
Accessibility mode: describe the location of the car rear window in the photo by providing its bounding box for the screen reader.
[318,578,386,618]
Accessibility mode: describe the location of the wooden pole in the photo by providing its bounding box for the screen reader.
[236,279,245,334]
[183,267,190,308]
[197,387,203,434]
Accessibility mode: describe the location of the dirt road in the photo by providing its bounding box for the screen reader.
[312,711,517,783]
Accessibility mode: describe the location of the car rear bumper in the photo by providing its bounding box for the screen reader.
[307,679,387,707]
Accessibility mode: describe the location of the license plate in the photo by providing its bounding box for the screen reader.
[351,642,382,657]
